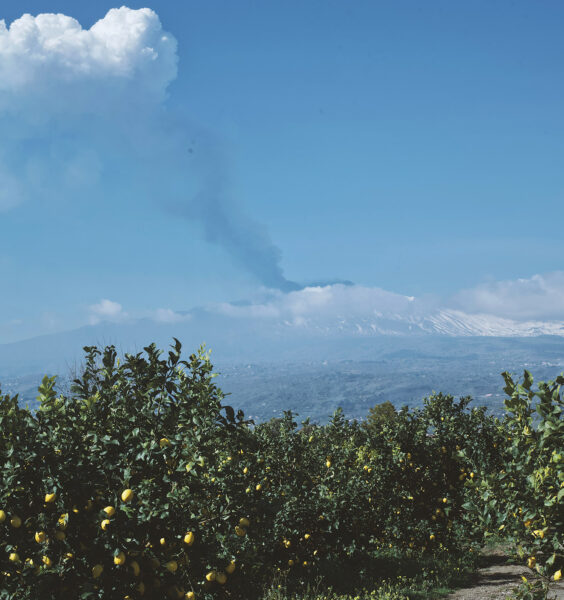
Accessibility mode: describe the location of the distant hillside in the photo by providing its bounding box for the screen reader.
[4,334,564,423]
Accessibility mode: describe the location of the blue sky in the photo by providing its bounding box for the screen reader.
[1,1,564,343]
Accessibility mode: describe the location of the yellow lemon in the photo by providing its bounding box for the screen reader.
[103,506,115,517]
[326,460,332,468]
[0,510,6,522]
[42,556,52,567]
[304,533,310,540]
[10,515,21,528]
[35,531,46,543]
[159,537,166,547]
[101,519,111,531]
[442,498,448,504]
[243,467,248,474]
[255,484,262,491]
[288,559,294,566]
[164,560,178,573]
[554,569,562,581]
[216,572,227,585]
[184,531,195,546]
[92,564,104,578]
[225,561,236,574]
[114,551,126,565]
[57,514,68,530]
[429,534,436,541]
[121,489,134,503]
[239,517,250,528]
[527,557,536,569]
[159,437,171,448]
[130,560,140,576]
[205,571,216,582]
[44,493,56,503]
[185,592,195,600]
[234,526,246,537]
[8,552,20,563]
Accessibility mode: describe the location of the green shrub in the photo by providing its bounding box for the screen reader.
[0,341,560,599]
[463,370,563,582]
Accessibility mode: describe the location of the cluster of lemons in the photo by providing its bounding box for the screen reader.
[1,486,251,599]
[1,492,60,576]
[96,487,243,598]
[234,516,250,538]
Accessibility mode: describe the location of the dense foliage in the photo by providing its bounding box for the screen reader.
[463,371,564,584]
[0,340,562,599]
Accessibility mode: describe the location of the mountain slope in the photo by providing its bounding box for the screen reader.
[2,301,564,379]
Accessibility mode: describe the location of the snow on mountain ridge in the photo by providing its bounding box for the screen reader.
[205,283,564,338]
[421,310,564,337]
[273,308,564,337]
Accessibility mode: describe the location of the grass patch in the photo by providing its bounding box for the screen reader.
[261,547,481,600]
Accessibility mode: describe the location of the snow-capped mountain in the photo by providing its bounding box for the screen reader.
[290,309,564,338]
[419,310,564,337]
[2,286,564,378]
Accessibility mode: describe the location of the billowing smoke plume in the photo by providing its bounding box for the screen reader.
[163,130,301,292]
[0,7,307,292]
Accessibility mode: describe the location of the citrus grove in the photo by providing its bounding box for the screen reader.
[0,340,562,599]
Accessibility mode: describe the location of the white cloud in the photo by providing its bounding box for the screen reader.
[154,308,191,324]
[0,7,179,213]
[88,298,128,324]
[0,7,178,114]
[452,272,564,321]
[80,274,564,335]
[28,274,564,342]
[214,284,427,326]
[208,276,564,334]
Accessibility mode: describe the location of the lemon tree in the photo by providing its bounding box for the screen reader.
[464,370,563,580]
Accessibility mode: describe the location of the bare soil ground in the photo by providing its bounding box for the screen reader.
[446,552,564,600]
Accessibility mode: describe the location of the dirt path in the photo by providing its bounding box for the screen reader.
[446,553,564,600]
